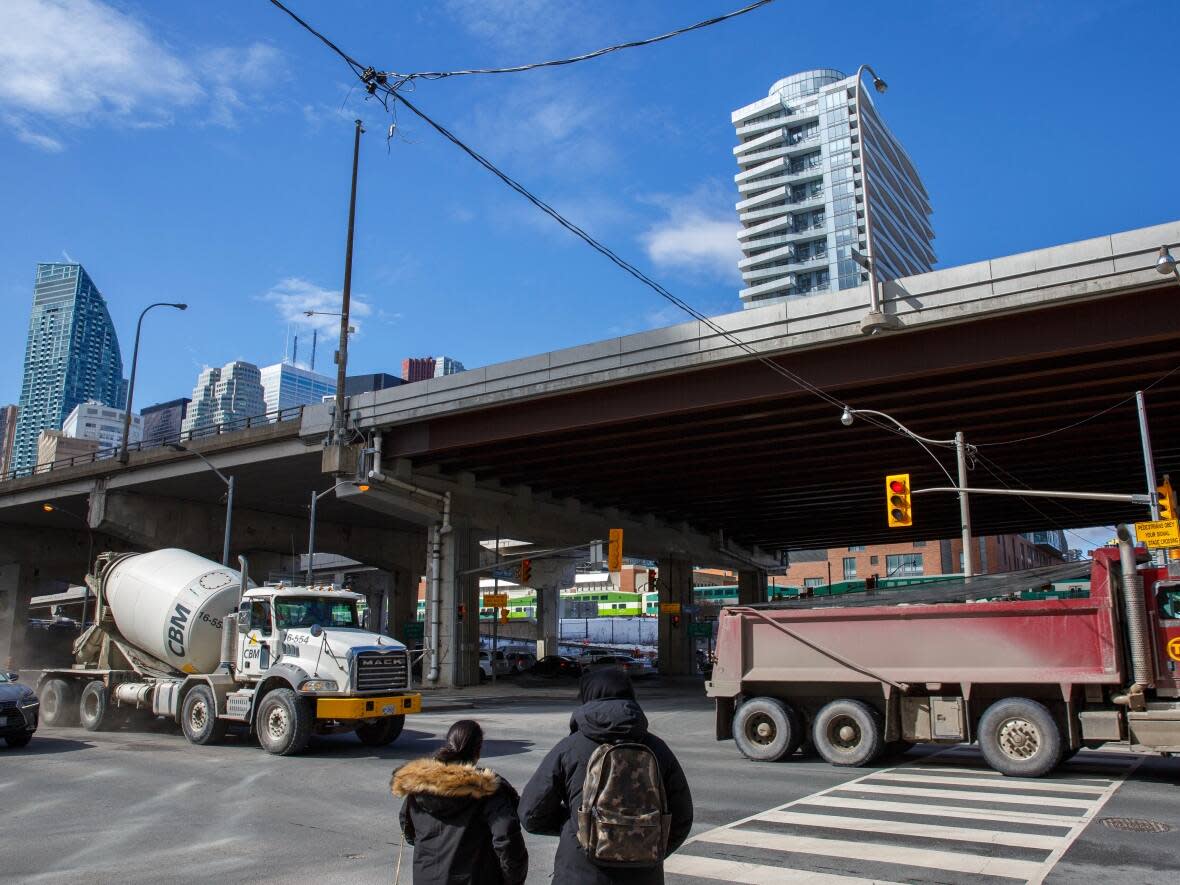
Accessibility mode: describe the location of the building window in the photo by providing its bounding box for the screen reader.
[804,578,824,588]
[886,553,924,577]
[870,555,879,565]
[848,545,865,552]
[843,557,857,579]
[913,541,926,548]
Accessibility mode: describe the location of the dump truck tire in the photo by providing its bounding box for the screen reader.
[733,697,803,762]
[978,697,1062,778]
[812,699,883,767]
[256,688,312,756]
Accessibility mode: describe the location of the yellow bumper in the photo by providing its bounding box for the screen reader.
[316,692,422,720]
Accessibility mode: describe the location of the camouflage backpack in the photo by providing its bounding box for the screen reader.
[576,741,671,867]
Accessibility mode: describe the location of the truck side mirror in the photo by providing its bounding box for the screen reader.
[237,609,250,634]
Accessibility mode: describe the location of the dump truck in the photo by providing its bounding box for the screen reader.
[36,549,421,755]
[708,528,1180,777]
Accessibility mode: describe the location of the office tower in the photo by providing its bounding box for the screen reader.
[401,356,466,383]
[140,398,191,448]
[345,373,404,396]
[12,263,126,471]
[62,400,143,451]
[0,405,17,475]
[37,429,99,467]
[180,361,266,437]
[259,362,336,418]
[731,69,935,307]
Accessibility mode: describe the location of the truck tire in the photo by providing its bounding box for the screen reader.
[40,678,80,727]
[733,697,803,762]
[978,697,1062,778]
[78,681,112,732]
[256,688,312,756]
[181,686,228,746]
[812,699,884,767]
[355,715,405,747]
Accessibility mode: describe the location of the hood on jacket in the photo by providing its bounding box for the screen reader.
[578,667,635,704]
[391,758,501,801]
[572,697,649,743]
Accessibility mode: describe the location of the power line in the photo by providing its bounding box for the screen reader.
[383,0,775,84]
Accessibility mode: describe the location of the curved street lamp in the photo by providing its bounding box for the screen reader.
[119,302,187,464]
[1156,246,1180,285]
[852,64,898,336]
[40,502,95,628]
[307,480,368,584]
[167,443,234,566]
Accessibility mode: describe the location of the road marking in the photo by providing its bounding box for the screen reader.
[759,809,1063,849]
[667,748,1142,885]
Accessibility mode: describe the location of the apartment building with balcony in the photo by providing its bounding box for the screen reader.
[731,69,936,306]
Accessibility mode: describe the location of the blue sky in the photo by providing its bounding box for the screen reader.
[1,0,1176,551]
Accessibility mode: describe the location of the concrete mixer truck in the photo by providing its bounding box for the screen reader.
[36,549,421,755]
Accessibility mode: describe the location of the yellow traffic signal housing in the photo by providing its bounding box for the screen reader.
[886,473,913,527]
[1159,475,1177,521]
[517,558,532,584]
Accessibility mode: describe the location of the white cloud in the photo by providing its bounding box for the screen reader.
[0,0,283,147]
[258,278,373,340]
[640,184,741,283]
[443,0,600,54]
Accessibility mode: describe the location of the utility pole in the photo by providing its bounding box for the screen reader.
[1136,391,1161,521]
[956,431,974,577]
[492,528,499,687]
[334,119,364,443]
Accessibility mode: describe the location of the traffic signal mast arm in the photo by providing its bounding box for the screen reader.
[911,485,1153,505]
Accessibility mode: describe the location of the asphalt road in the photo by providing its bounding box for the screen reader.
[3,682,1180,884]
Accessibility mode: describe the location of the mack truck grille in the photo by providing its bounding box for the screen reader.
[354,651,409,692]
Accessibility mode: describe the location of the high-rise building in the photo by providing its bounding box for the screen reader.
[260,361,336,419]
[180,361,266,437]
[345,373,404,396]
[62,400,143,451]
[731,69,935,307]
[401,356,466,383]
[12,263,126,471]
[140,398,190,448]
[0,405,17,476]
[37,429,99,467]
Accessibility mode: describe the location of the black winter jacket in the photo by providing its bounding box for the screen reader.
[391,758,528,885]
[518,679,693,885]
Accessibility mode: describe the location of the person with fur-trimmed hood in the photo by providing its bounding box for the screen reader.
[391,719,528,885]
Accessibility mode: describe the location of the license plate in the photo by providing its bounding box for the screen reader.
[381,704,396,715]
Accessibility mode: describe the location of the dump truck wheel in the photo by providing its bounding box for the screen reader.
[181,685,228,745]
[256,688,312,756]
[733,697,803,762]
[40,678,80,727]
[813,699,883,767]
[978,697,1061,778]
[355,715,405,747]
[78,681,112,732]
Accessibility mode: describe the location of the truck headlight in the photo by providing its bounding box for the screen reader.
[298,679,339,692]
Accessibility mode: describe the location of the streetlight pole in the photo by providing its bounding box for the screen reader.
[168,444,234,565]
[851,64,896,336]
[307,480,368,584]
[1136,391,1161,521]
[334,119,364,444]
[119,302,187,464]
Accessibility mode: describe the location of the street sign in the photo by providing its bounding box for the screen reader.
[490,566,517,582]
[403,621,424,640]
[608,528,624,572]
[1136,519,1180,548]
[483,593,509,608]
[660,602,681,614]
[682,604,700,615]
[688,622,712,638]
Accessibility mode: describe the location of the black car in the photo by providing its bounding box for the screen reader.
[527,655,583,678]
[0,672,38,748]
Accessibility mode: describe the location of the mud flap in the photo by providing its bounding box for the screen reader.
[715,696,735,741]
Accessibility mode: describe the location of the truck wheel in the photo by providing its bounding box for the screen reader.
[733,697,803,762]
[355,715,405,747]
[40,678,80,727]
[256,688,312,756]
[181,686,228,746]
[812,699,884,767]
[978,697,1062,778]
[78,681,112,732]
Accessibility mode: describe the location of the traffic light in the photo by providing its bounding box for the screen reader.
[457,603,466,622]
[886,473,913,528]
[608,528,624,572]
[1159,475,1177,521]
[517,558,532,584]
[647,568,657,590]
[500,609,509,625]
[670,613,681,629]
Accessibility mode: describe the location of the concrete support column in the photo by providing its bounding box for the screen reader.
[390,566,421,643]
[535,585,559,658]
[657,555,693,676]
[0,562,31,671]
[738,568,768,605]
[431,522,482,688]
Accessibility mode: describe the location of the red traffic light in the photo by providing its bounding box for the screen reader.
[889,479,906,494]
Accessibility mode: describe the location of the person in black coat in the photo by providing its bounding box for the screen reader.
[518,668,694,885]
[391,719,528,885]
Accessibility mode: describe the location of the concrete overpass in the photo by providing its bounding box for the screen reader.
[3,219,1178,684]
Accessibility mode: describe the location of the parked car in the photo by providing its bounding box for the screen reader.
[0,671,38,748]
[504,651,537,673]
[590,655,654,678]
[527,655,583,678]
[478,650,513,681]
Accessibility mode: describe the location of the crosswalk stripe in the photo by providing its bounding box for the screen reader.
[906,764,1121,784]
[696,826,1046,880]
[837,782,1096,808]
[866,771,1107,794]
[801,794,1082,826]
[757,809,1063,849]
[664,853,904,884]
